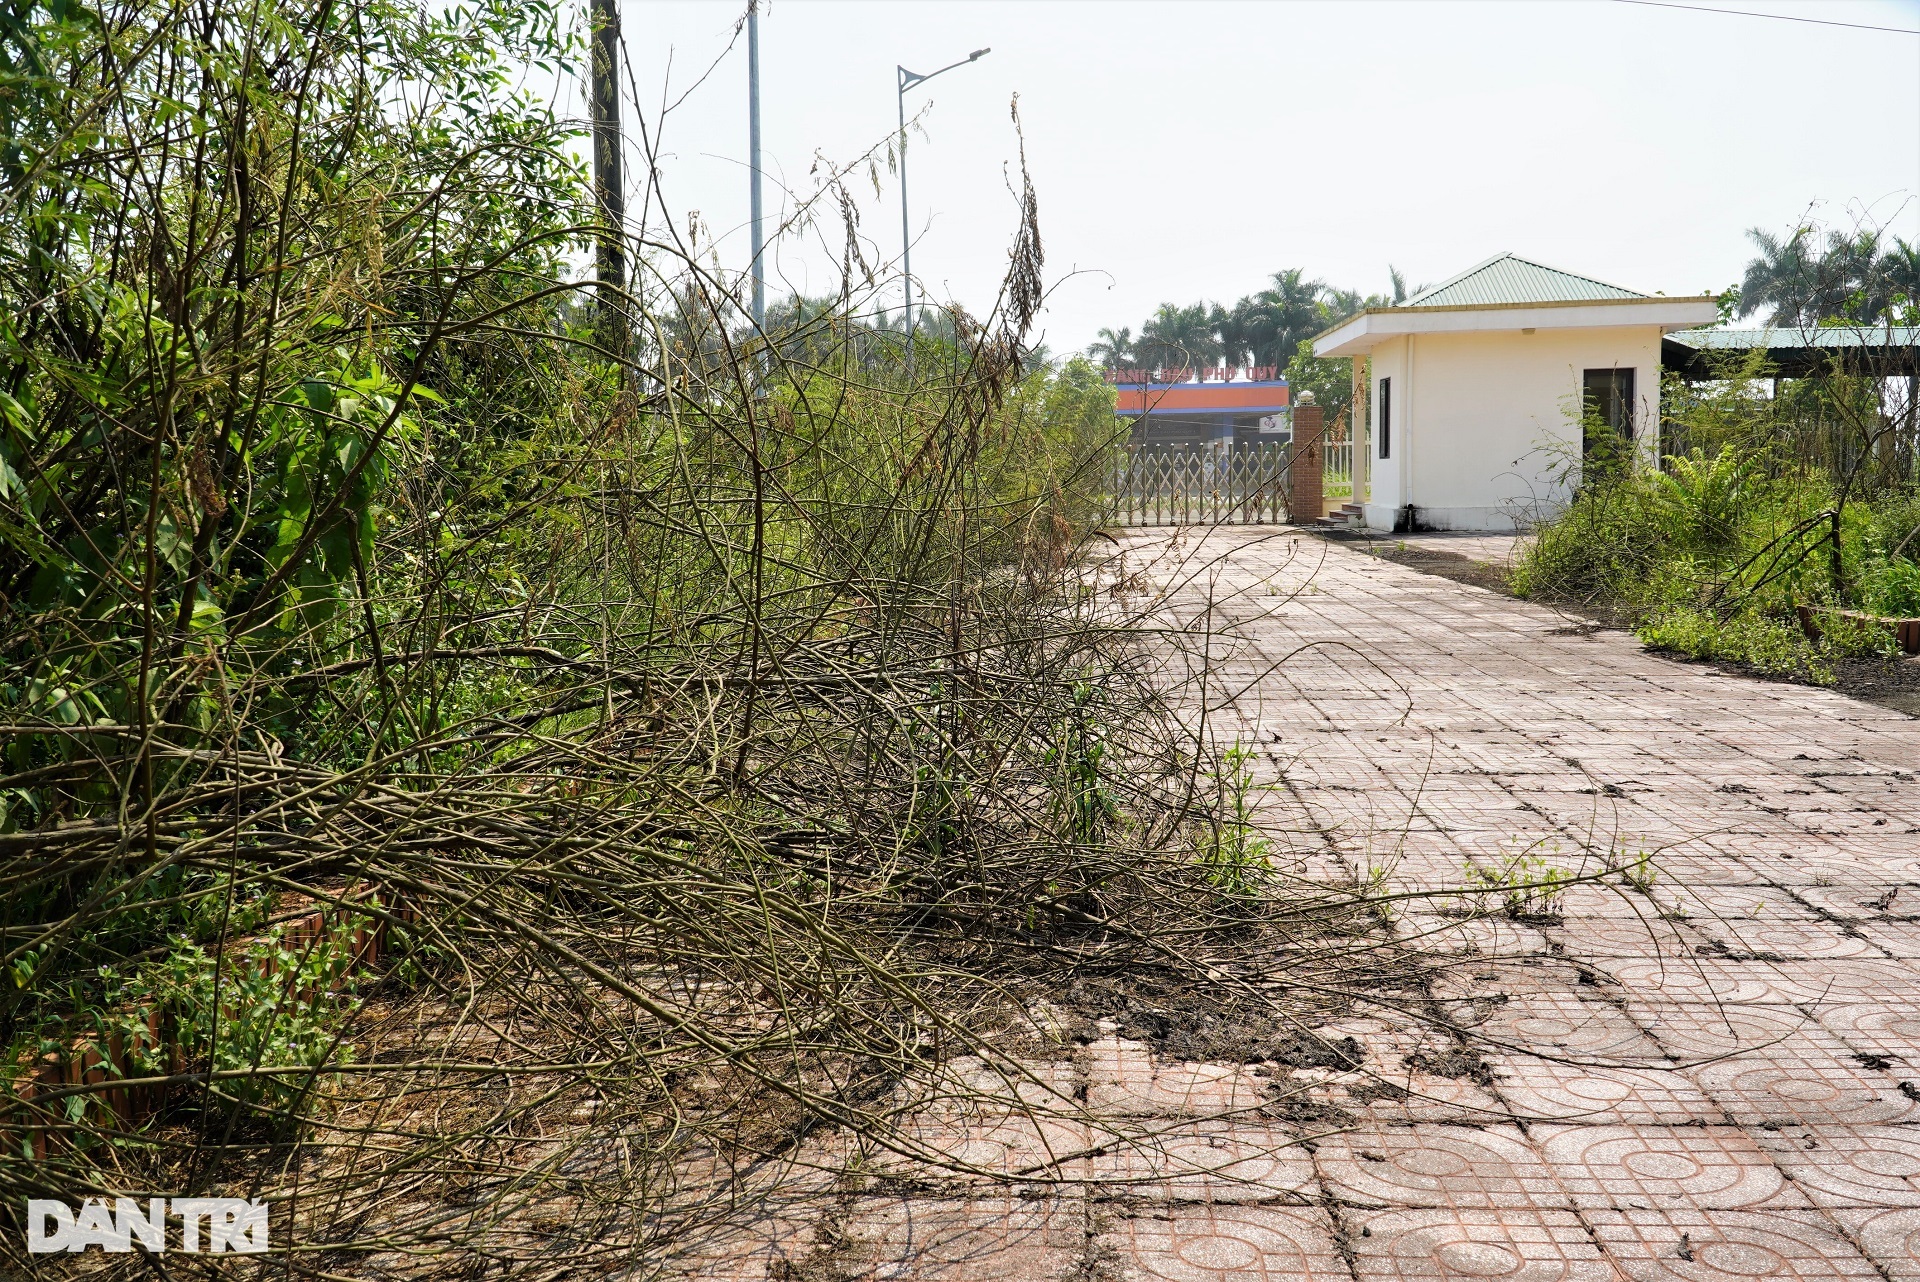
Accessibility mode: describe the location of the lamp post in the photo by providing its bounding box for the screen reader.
[896,46,988,363]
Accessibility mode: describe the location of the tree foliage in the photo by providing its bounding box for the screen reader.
[1088,265,1419,427]
[1737,219,1920,327]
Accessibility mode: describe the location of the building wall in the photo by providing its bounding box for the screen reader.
[1362,326,1663,532]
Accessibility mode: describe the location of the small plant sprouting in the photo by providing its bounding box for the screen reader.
[1465,853,1569,920]
[1614,848,1658,893]
[1045,680,1121,847]
[1200,741,1273,896]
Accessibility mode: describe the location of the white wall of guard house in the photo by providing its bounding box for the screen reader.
[1312,255,1720,532]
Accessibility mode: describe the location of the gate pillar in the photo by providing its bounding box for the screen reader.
[1288,401,1325,523]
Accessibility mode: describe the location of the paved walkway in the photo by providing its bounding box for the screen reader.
[683,527,1920,1280]
[1113,527,1920,1281]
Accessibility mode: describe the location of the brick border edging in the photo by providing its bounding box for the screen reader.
[3,885,420,1160]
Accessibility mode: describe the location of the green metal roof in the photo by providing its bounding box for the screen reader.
[1665,326,1920,350]
[1400,253,1646,308]
[1662,326,1920,379]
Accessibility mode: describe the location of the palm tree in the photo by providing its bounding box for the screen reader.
[1319,288,1364,327]
[1879,237,1920,316]
[1213,303,1252,368]
[1819,228,1883,322]
[1087,326,1134,367]
[1739,226,1820,327]
[1136,302,1219,375]
[1236,269,1326,370]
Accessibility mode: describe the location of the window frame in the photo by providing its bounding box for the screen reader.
[1377,376,1392,460]
[1581,367,1635,443]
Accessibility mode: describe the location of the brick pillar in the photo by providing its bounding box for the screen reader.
[1288,403,1324,523]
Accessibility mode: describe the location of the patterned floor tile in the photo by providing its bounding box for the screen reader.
[1315,1124,1567,1209]
[1534,1124,1804,1210]
[1467,991,1665,1063]
[839,1195,1084,1281]
[1756,1125,1920,1207]
[1085,1039,1268,1119]
[1584,1207,1881,1279]
[1098,1205,1348,1281]
[1621,1000,1814,1062]
[1833,1207,1920,1281]
[1091,528,1920,1279]
[1347,1207,1614,1281]
[881,1113,1091,1183]
[1089,1122,1314,1203]
[1491,1058,1722,1125]
[1693,918,1886,960]
[1688,1035,1920,1127]
[1818,1002,1920,1067]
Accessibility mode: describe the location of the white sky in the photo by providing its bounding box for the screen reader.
[603,0,1920,356]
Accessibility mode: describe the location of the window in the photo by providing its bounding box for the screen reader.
[1582,368,1635,456]
[1377,377,1392,460]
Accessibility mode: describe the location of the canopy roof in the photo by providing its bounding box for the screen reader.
[1662,326,1920,379]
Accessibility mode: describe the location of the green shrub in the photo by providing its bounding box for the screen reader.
[1861,559,1920,615]
[1636,606,1831,682]
[1509,474,1662,611]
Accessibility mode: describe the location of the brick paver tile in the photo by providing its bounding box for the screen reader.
[1850,922,1920,959]
[1491,1058,1722,1125]
[1085,1039,1268,1119]
[1402,912,1554,959]
[1467,991,1664,1063]
[1780,882,1916,917]
[1285,1058,1511,1125]
[1534,1124,1805,1210]
[1316,1124,1566,1209]
[1754,1125,1920,1207]
[657,1211,820,1280]
[1595,959,1804,1004]
[1817,1002,1920,1066]
[1346,1207,1614,1281]
[839,1195,1083,1280]
[881,1113,1091,1183]
[1621,1000,1815,1061]
[1098,1204,1348,1281]
[907,1056,1082,1115]
[1695,918,1887,960]
[1089,1122,1314,1203]
[1108,528,1920,1273]
[1688,1034,1920,1127]
[1833,1207,1920,1281]
[1584,1207,1882,1279]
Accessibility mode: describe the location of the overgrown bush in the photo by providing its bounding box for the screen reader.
[1513,353,1919,682]
[0,0,1356,1272]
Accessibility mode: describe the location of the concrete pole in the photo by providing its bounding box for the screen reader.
[747,2,765,331]
[590,0,625,351]
[897,69,913,367]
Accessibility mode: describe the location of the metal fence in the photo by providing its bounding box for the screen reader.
[1110,442,1293,526]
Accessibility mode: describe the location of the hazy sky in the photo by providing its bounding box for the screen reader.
[604,1,1920,356]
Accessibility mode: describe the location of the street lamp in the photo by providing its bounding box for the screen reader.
[896,46,989,362]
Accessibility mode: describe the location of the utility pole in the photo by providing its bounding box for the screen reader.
[590,0,625,350]
[747,2,765,331]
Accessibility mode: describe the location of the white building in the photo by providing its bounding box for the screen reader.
[1312,254,1718,532]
